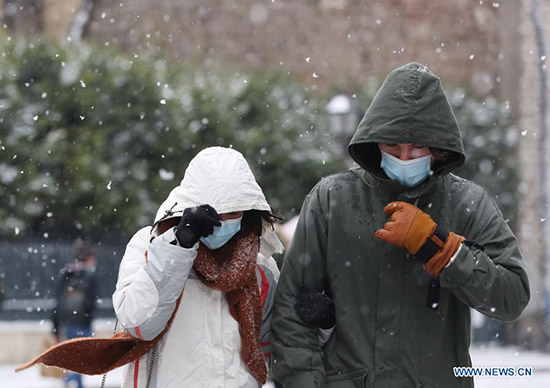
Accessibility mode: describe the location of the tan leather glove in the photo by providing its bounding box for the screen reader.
[375,201,465,277]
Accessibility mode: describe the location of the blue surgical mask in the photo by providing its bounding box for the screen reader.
[200,216,242,249]
[380,150,432,188]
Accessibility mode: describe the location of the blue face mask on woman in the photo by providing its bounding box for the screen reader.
[380,150,432,188]
[200,216,243,249]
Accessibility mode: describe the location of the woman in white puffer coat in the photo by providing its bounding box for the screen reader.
[113,147,283,388]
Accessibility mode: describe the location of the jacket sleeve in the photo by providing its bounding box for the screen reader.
[257,255,279,367]
[112,226,197,340]
[440,189,530,321]
[271,183,329,388]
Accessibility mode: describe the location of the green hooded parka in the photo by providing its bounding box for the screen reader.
[271,63,530,388]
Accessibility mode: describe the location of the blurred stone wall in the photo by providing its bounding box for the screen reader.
[2,0,43,33]
[83,0,501,93]
[42,0,80,39]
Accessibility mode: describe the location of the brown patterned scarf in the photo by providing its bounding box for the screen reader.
[16,232,267,384]
[193,231,266,384]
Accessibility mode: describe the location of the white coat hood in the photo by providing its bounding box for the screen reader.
[153,147,283,256]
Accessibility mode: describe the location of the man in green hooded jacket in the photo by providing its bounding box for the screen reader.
[271,62,530,388]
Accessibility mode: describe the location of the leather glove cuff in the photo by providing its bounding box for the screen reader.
[423,232,466,278]
[414,225,449,263]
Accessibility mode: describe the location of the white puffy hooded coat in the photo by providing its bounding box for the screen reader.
[113,147,283,388]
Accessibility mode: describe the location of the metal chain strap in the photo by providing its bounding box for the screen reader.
[100,319,118,388]
[144,344,157,388]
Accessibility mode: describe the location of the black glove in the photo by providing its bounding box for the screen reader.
[295,285,336,329]
[174,205,221,248]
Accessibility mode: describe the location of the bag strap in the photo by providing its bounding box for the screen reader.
[145,344,157,388]
[100,319,119,388]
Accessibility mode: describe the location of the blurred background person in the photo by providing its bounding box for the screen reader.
[51,238,98,388]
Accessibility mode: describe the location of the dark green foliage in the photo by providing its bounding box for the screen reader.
[0,36,342,240]
[0,36,518,241]
[450,89,519,226]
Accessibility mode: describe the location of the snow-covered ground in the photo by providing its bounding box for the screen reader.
[470,344,550,388]
[2,345,549,387]
[0,365,123,388]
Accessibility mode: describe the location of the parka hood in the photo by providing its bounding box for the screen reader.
[348,62,465,183]
[153,147,283,256]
